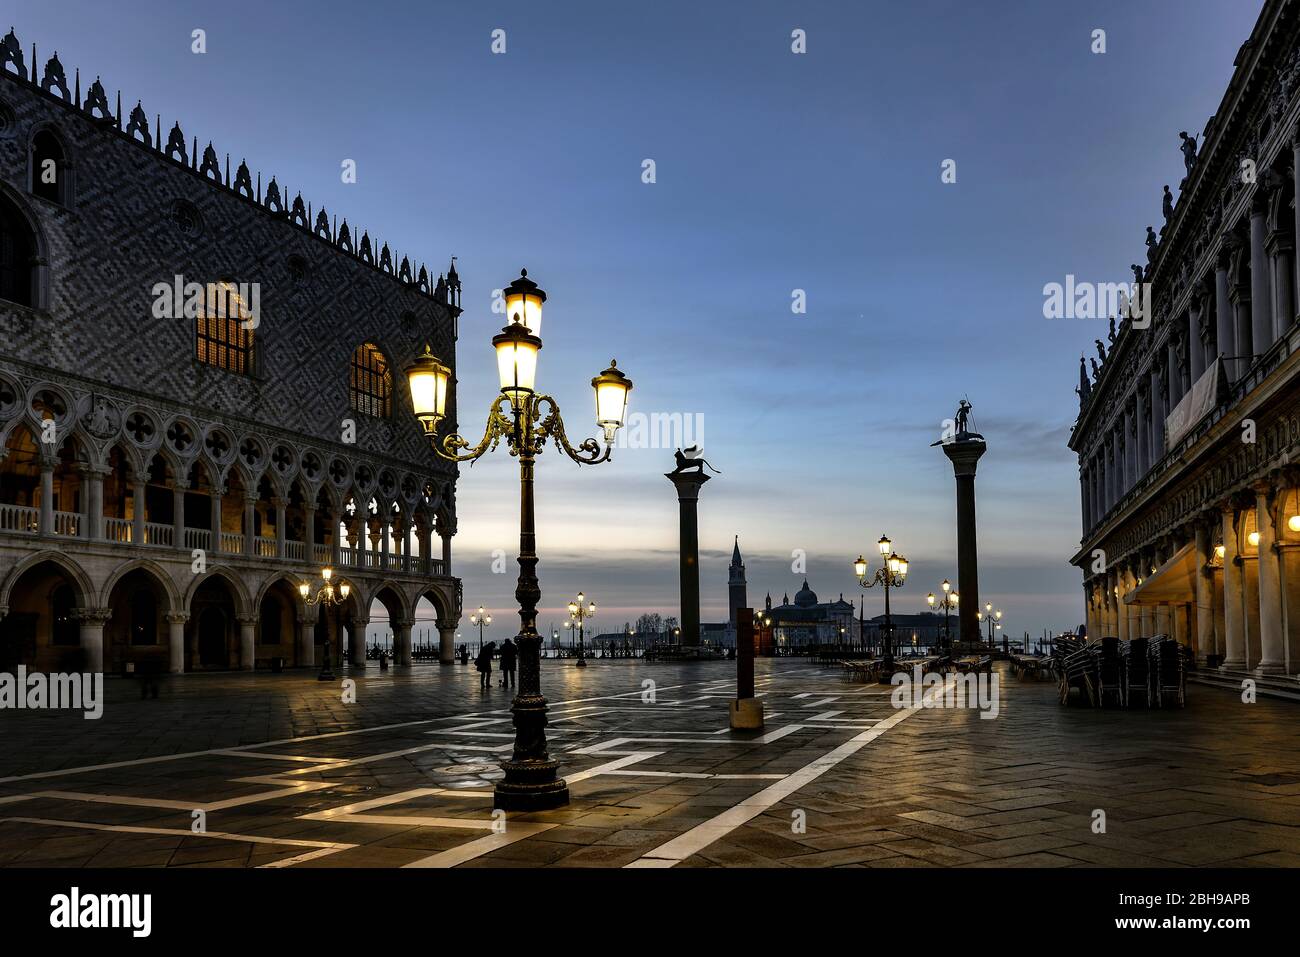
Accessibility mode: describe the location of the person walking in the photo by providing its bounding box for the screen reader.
[499,637,517,689]
[475,641,495,690]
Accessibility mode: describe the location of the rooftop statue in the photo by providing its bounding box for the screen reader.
[1179,131,1198,174]
[670,446,721,475]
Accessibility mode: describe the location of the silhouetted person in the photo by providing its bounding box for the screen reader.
[138,657,162,699]
[499,638,517,688]
[476,641,495,689]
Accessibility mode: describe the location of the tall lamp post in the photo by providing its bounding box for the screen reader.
[298,567,352,681]
[469,605,492,654]
[566,593,595,667]
[926,580,959,651]
[853,534,908,675]
[404,268,633,812]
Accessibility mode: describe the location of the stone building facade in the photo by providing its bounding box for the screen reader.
[0,28,462,675]
[1071,0,1300,678]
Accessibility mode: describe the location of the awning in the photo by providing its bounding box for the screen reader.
[1124,542,1196,605]
[1166,358,1226,451]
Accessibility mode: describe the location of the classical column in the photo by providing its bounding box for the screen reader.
[79,607,110,673]
[1167,337,1184,411]
[1135,382,1149,478]
[243,496,257,557]
[1215,248,1234,369]
[394,618,413,667]
[1149,367,1165,466]
[38,460,53,535]
[437,620,456,665]
[273,498,287,558]
[239,616,256,670]
[304,503,317,560]
[297,613,314,668]
[1250,194,1274,352]
[1189,300,1206,384]
[131,473,146,544]
[172,481,186,549]
[1222,506,1247,669]
[666,469,712,646]
[350,615,368,670]
[1079,466,1090,533]
[83,467,105,541]
[942,436,987,643]
[417,524,433,574]
[379,512,391,570]
[166,613,187,674]
[1270,232,1294,341]
[1116,571,1129,641]
[1255,484,1286,674]
[354,516,367,568]
[1194,523,1214,667]
[330,510,342,566]
[441,531,452,574]
[210,484,223,552]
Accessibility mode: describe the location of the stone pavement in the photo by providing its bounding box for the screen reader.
[0,659,1297,867]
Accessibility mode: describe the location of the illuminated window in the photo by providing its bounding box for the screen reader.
[196,282,255,374]
[350,343,392,418]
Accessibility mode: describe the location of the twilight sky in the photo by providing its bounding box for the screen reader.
[18,0,1263,640]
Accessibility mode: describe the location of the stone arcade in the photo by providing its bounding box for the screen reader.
[0,29,462,675]
[1072,0,1300,679]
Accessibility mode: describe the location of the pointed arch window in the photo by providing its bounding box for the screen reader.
[350,343,392,418]
[0,192,35,306]
[30,130,68,206]
[196,282,255,375]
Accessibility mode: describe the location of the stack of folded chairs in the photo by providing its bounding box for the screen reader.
[1118,636,1150,707]
[1148,636,1187,708]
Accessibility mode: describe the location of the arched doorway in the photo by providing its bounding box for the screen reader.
[257,578,302,667]
[104,567,170,674]
[0,558,89,671]
[187,575,240,670]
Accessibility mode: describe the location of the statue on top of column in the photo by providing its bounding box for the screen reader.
[1179,131,1198,174]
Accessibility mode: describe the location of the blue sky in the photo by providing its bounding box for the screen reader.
[17,0,1262,639]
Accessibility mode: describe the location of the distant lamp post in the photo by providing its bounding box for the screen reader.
[977,603,1002,646]
[853,534,908,675]
[298,567,351,681]
[404,268,632,812]
[567,592,596,667]
[927,580,959,650]
[469,605,492,653]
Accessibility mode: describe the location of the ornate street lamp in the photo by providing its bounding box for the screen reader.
[853,533,908,676]
[566,592,596,667]
[405,268,631,811]
[298,567,352,681]
[469,605,492,654]
[926,579,959,651]
[977,603,1003,647]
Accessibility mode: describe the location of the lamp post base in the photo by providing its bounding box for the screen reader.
[576,655,587,668]
[493,765,570,810]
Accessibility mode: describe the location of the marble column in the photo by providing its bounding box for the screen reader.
[1167,338,1184,411]
[297,613,315,668]
[380,513,391,570]
[438,621,456,665]
[166,613,187,674]
[79,608,109,673]
[350,616,368,670]
[239,616,256,670]
[172,482,186,549]
[85,468,105,541]
[305,503,317,560]
[1270,233,1294,341]
[274,498,287,558]
[1135,385,1149,478]
[38,460,53,535]
[210,485,223,553]
[1194,524,1214,666]
[1255,485,1286,674]
[441,532,452,574]
[1149,368,1165,463]
[667,470,712,646]
[131,475,146,544]
[1251,194,1274,352]
[1222,506,1247,669]
[395,618,413,667]
[1189,300,1206,384]
[1215,251,1234,368]
[243,496,257,557]
[1116,573,1129,641]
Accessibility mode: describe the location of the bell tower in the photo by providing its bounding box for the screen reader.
[728,535,747,628]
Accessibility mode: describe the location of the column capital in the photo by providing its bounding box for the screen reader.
[75,606,113,624]
[165,613,190,625]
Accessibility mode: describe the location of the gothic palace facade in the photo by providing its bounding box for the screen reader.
[0,28,463,675]
[1072,0,1300,678]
